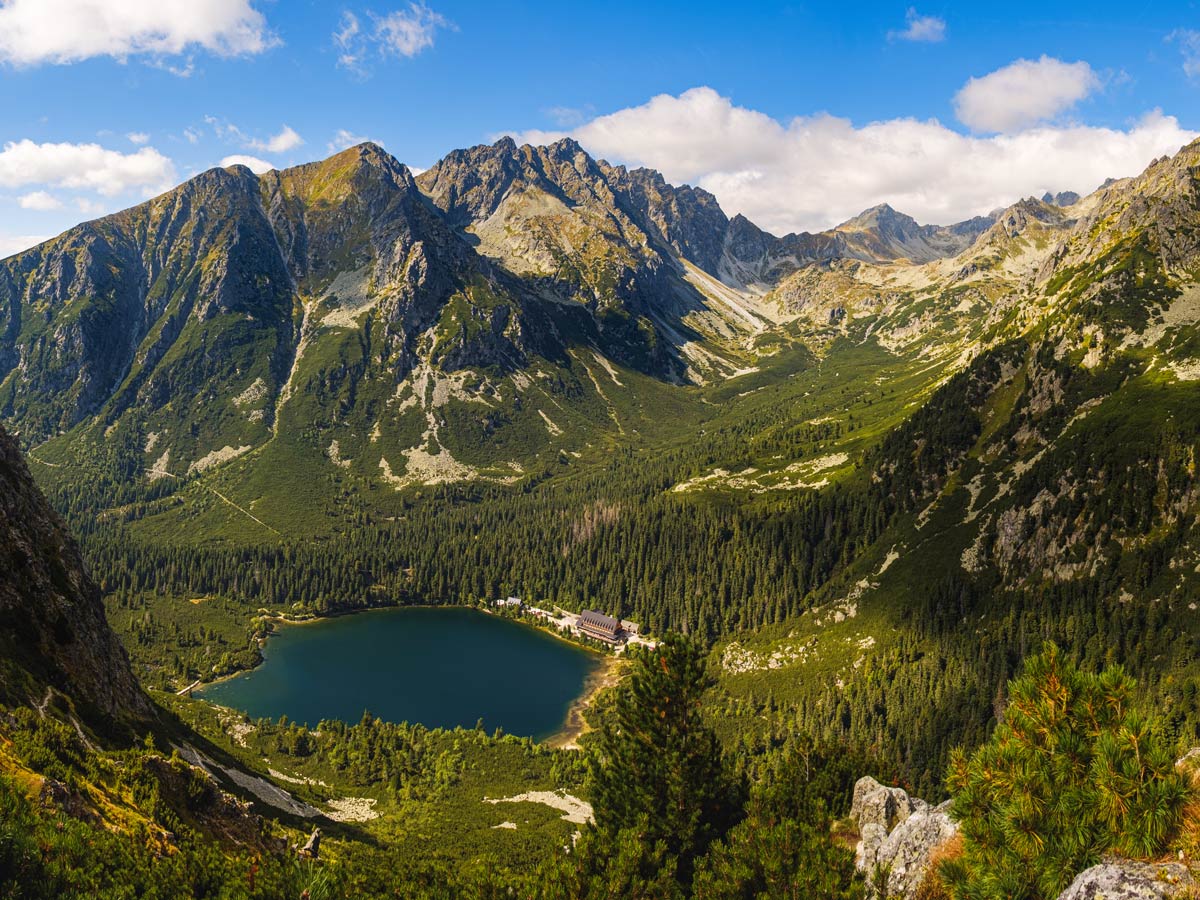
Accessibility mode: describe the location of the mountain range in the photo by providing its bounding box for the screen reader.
[0,135,1095,492]
[4,120,1200,900]
[4,132,1200,639]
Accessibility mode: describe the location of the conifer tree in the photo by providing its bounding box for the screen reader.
[942,643,1188,900]
[588,636,741,888]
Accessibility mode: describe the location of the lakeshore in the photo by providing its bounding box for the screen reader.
[546,652,625,749]
[195,606,607,741]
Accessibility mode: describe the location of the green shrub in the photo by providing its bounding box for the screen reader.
[942,643,1188,900]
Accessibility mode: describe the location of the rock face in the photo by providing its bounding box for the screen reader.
[850,774,1198,900]
[0,424,151,728]
[851,775,921,832]
[7,134,1198,507]
[0,144,524,451]
[1056,860,1194,900]
[851,776,958,899]
[830,203,993,264]
[1043,190,1082,208]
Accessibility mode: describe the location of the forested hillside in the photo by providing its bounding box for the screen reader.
[4,130,1200,882]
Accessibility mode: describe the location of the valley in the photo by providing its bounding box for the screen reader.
[3,127,1200,898]
[11,133,1200,773]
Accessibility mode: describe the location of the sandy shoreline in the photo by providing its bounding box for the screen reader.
[546,653,625,750]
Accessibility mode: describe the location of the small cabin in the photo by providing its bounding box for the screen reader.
[577,610,622,643]
[495,596,523,609]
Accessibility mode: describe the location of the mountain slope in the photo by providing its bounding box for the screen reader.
[708,135,1200,792]
[0,136,1014,483]
[417,136,764,378]
[7,135,1198,618]
[0,164,294,449]
[0,422,150,728]
[416,137,1000,376]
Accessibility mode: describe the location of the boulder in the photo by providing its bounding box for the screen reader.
[300,826,321,859]
[38,776,97,823]
[1057,860,1194,900]
[851,775,922,833]
[851,777,957,899]
[1176,748,1200,772]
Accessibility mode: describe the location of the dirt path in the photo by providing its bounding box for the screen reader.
[44,451,281,537]
[206,487,281,535]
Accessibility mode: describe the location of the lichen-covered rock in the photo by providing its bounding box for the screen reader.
[1056,860,1194,900]
[851,775,922,833]
[851,777,957,899]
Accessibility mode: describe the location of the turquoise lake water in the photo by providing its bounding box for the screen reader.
[198,607,601,739]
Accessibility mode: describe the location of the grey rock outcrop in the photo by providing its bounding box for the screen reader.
[851,776,957,899]
[851,775,921,833]
[0,424,152,728]
[1056,860,1194,900]
[300,826,322,859]
[1176,747,1200,771]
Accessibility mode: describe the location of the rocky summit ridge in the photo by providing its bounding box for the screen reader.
[2,134,1199,519]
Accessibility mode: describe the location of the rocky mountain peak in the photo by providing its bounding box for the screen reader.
[269,141,417,200]
[723,212,776,260]
[1039,136,1200,283]
[602,165,730,273]
[542,135,587,160]
[821,202,991,264]
[350,139,395,161]
[219,161,259,178]
[1041,190,1082,208]
[835,202,918,234]
[491,134,518,153]
[416,137,553,228]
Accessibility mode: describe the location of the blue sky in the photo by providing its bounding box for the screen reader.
[2,0,1199,254]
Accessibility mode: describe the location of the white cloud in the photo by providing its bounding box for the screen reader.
[334,12,363,70]
[954,56,1100,133]
[17,190,63,210]
[183,126,201,144]
[545,106,589,127]
[1169,29,1200,79]
[0,139,175,196]
[328,129,380,153]
[75,197,106,216]
[336,4,448,72]
[890,8,946,43]
[204,115,244,142]
[0,234,48,259]
[507,86,1197,235]
[0,0,277,67]
[248,125,303,153]
[127,131,150,145]
[205,117,302,154]
[219,154,274,174]
[151,57,195,77]
[376,3,447,57]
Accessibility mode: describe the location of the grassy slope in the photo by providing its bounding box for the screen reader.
[705,310,1200,793]
[164,692,590,872]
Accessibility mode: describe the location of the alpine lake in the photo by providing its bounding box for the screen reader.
[198,606,602,740]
